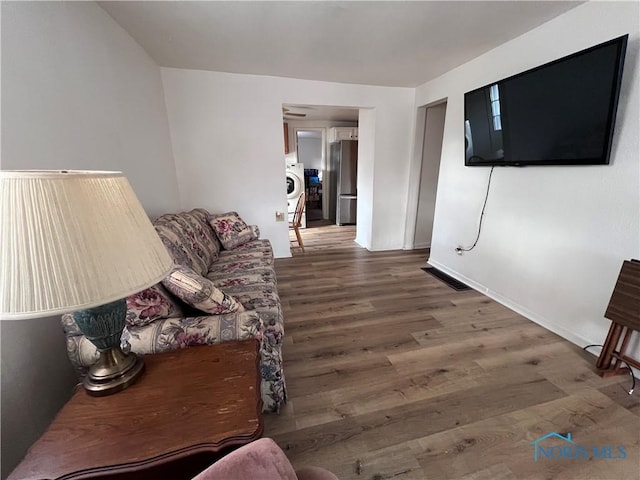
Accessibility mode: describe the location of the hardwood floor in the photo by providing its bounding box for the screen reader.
[266,225,639,480]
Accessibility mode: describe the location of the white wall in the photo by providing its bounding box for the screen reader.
[415,1,639,354]
[1,318,77,479]
[297,135,323,171]
[161,69,414,256]
[1,2,180,476]
[356,108,377,249]
[1,2,180,217]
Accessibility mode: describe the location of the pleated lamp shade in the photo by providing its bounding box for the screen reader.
[0,170,174,320]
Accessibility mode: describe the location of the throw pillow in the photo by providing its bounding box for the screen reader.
[126,284,184,327]
[208,211,257,250]
[162,265,245,315]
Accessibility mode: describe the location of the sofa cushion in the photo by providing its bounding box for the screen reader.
[231,238,272,254]
[207,269,276,289]
[124,311,263,353]
[154,209,221,275]
[209,259,276,277]
[208,212,257,250]
[162,266,245,315]
[188,208,222,259]
[126,284,184,327]
[154,216,209,275]
[63,310,263,373]
[216,246,274,267]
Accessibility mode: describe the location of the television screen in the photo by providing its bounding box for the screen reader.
[465,35,628,166]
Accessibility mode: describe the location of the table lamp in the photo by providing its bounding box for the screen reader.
[0,170,174,395]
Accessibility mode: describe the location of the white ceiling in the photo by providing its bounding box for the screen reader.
[99,1,583,88]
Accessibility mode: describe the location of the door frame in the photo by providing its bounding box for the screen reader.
[292,127,327,218]
[404,98,448,249]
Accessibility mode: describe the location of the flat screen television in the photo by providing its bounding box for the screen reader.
[464,35,628,167]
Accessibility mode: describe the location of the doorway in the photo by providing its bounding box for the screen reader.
[282,104,361,238]
[295,129,325,224]
[413,101,447,248]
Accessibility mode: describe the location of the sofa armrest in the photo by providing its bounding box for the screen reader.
[63,310,263,373]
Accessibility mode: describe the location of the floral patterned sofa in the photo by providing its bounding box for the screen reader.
[62,208,286,412]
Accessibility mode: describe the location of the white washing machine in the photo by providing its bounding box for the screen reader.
[286,163,306,228]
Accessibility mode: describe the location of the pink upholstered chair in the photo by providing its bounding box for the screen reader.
[192,438,338,480]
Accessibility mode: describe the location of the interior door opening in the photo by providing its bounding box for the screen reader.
[282,104,362,253]
[295,129,324,226]
[414,101,447,248]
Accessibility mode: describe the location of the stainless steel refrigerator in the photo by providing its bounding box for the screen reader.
[329,140,358,225]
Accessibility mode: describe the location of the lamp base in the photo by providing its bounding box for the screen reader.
[83,346,145,396]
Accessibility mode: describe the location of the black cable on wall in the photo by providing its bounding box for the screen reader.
[456,166,495,254]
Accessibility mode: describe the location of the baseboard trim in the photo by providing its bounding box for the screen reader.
[427,259,594,349]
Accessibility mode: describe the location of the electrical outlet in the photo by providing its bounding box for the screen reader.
[275,211,285,222]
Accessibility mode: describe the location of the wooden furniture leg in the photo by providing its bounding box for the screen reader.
[596,322,623,370]
[289,192,306,252]
[294,225,305,252]
[597,322,640,377]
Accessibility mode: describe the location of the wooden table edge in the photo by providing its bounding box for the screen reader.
[9,340,264,480]
[56,423,265,480]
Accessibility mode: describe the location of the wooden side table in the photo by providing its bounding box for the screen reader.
[9,340,263,480]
